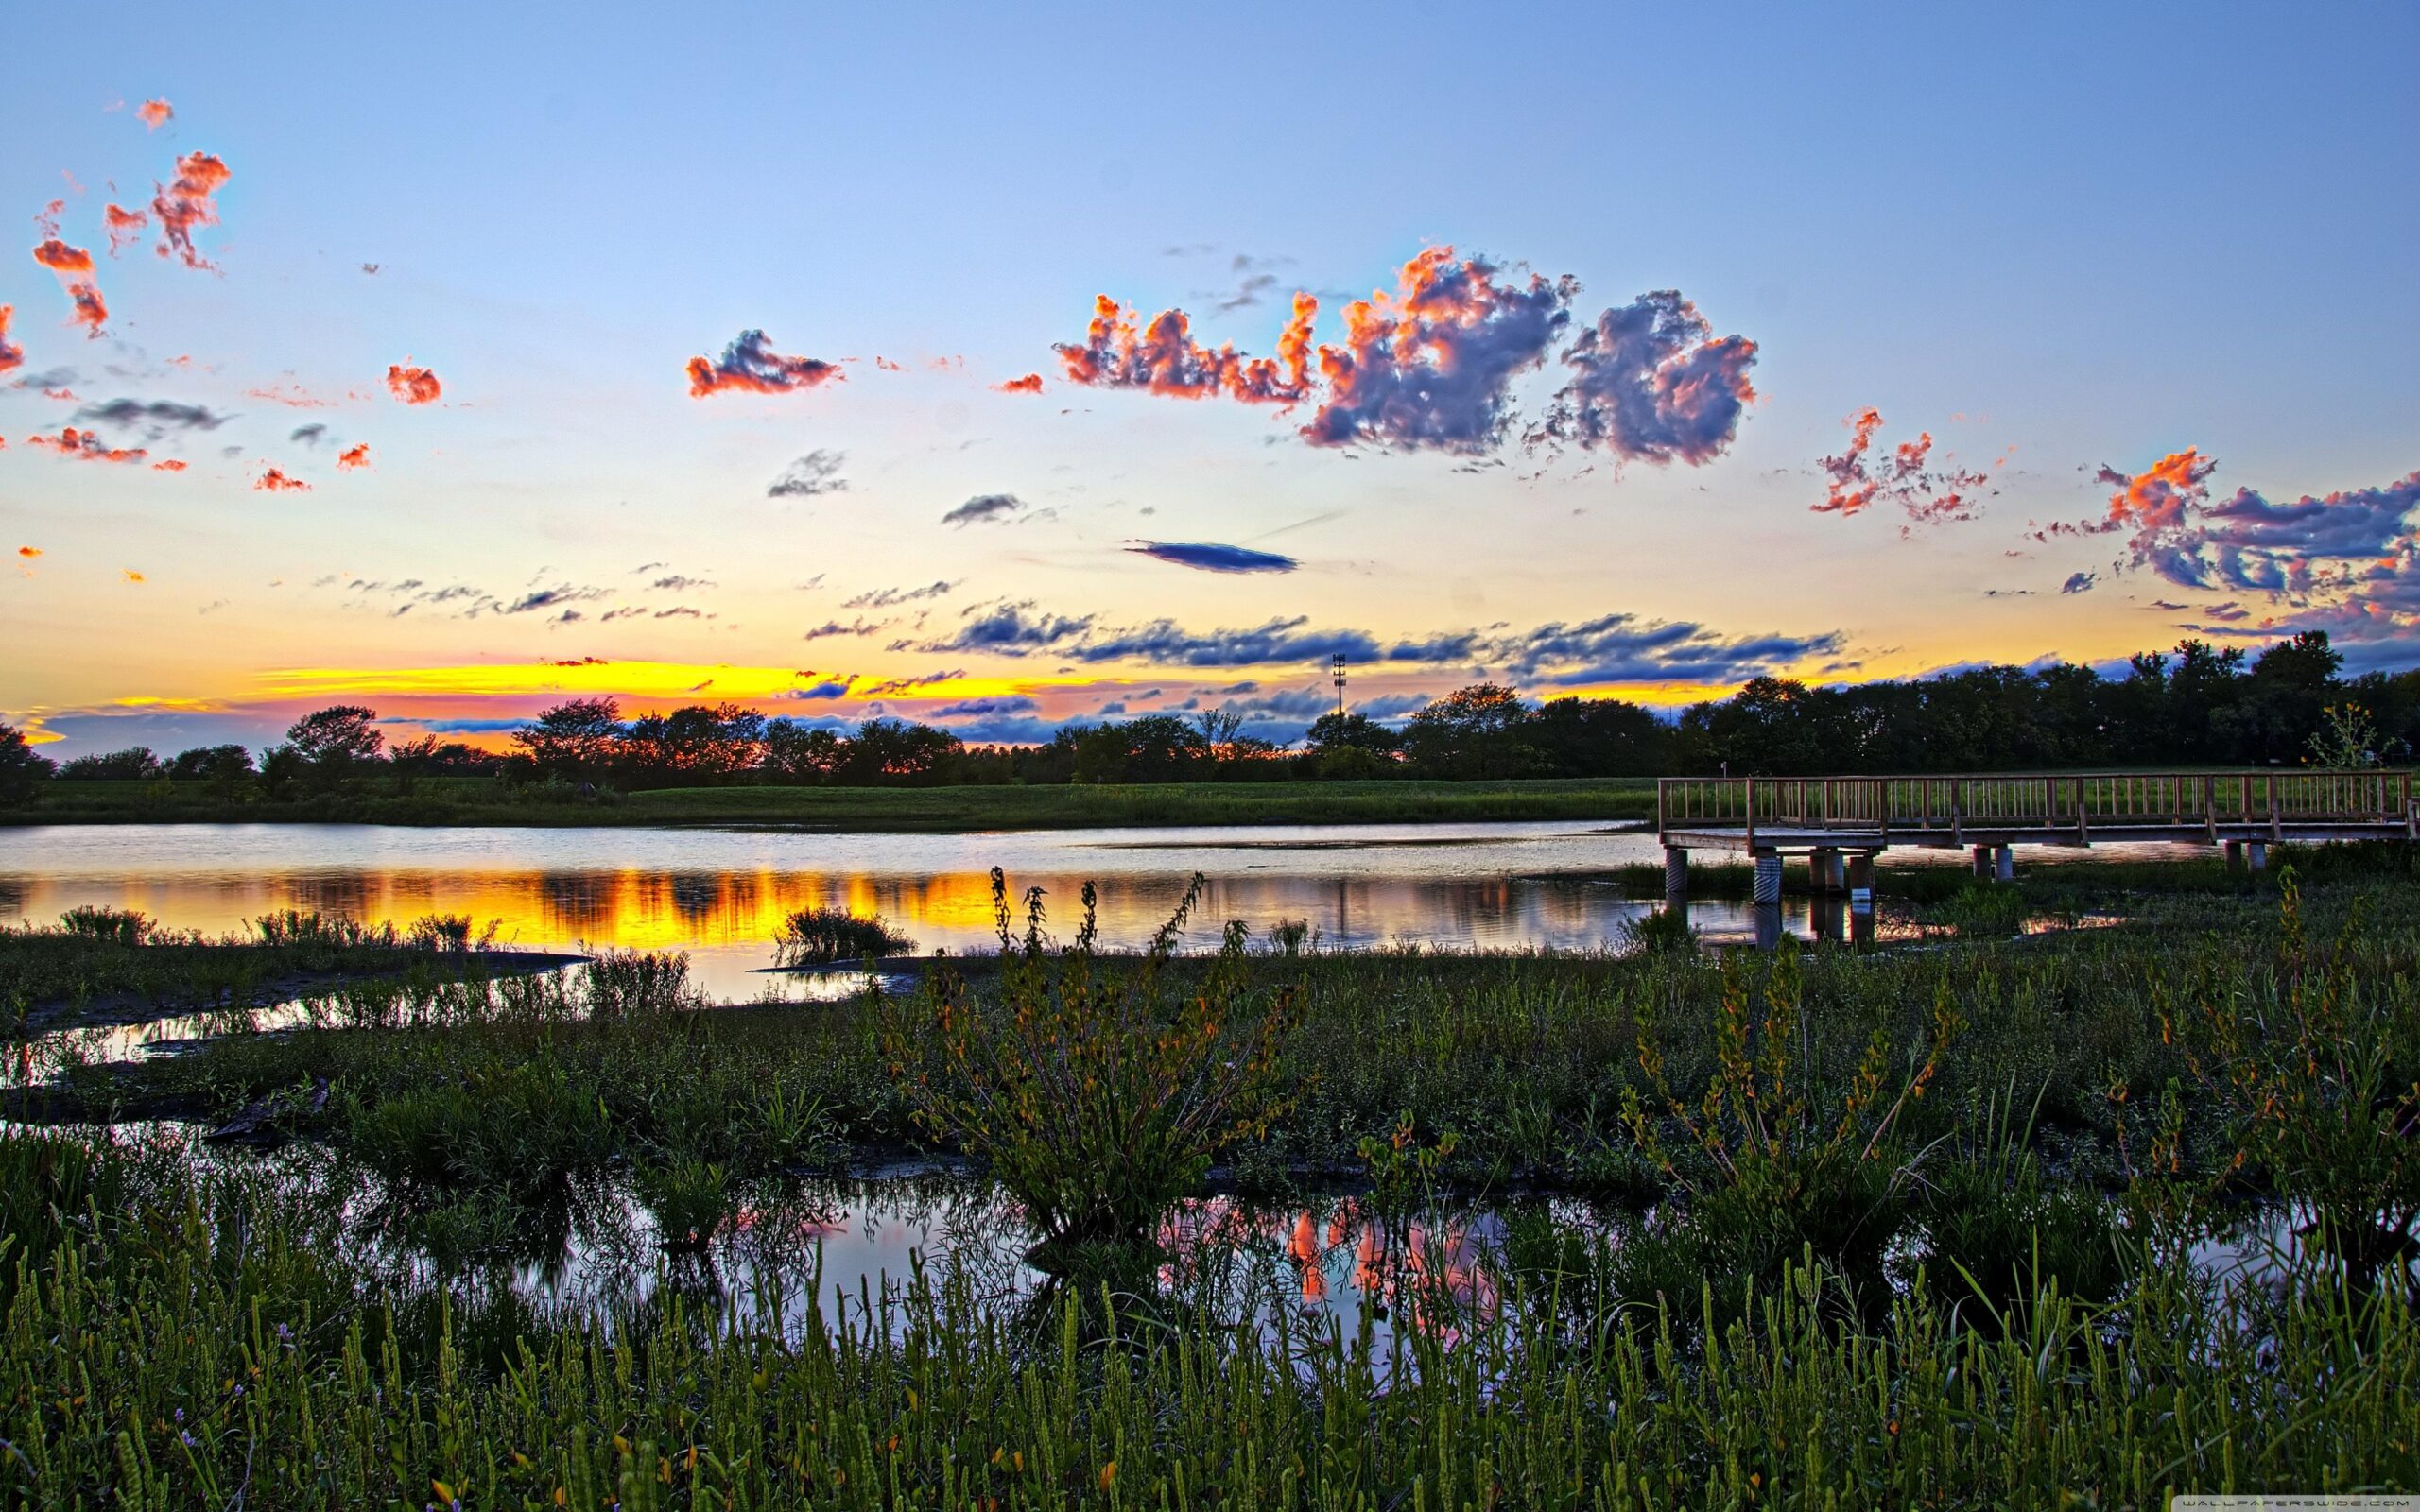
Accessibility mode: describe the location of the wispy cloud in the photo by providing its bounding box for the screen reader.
[842,580,956,610]
[767,448,848,497]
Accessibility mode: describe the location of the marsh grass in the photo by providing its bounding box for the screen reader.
[3,1128,2417,1504]
[773,907,915,965]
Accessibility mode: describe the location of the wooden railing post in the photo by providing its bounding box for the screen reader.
[1744,777,1756,852]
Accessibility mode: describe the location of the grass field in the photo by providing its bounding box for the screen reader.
[8,851,2419,1501]
[0,775,1659,831]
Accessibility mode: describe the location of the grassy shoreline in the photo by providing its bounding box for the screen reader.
[0,774,1658,832]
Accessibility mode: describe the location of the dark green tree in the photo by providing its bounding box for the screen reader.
[0,722,56,806]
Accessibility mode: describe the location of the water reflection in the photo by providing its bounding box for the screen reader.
[0,822,2216,1000]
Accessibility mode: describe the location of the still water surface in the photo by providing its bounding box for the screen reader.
[0,821,2210,1000]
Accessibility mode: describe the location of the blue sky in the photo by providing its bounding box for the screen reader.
[3,0,2415,755]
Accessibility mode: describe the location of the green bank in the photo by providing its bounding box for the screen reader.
[0,774,1658,831]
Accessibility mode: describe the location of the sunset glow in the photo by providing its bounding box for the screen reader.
[3,6,2413,759]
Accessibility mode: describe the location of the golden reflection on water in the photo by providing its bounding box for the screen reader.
[3,866,1686,963]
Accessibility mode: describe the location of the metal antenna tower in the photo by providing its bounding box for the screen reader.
[1332,654,1347,720]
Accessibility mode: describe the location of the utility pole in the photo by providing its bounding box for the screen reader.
[1331,654,1347,721]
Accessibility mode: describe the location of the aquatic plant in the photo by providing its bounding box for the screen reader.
[1619,951,1962,1300]
[2169,868,2420,1282]
[1614,902,1698,956]
[579,948,701,1018]
[56,905,154,946]
[406,912,499,952]
[883,869,1297,1264]
[773,907,916,965]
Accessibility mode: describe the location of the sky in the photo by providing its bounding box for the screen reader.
[3,0,2416,758]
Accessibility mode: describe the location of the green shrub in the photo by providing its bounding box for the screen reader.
[883,870,1297,1266]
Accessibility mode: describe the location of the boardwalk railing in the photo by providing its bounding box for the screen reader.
[1658,771,2418,848]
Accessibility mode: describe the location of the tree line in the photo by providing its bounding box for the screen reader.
[3,631,2414,806]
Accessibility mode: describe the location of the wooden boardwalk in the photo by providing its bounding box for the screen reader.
[1659,771,2417,856]
[1654,770,2416,909]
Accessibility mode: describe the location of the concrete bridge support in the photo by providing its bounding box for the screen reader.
[1753,853,1783,905]
[2247,841,2268,872]
[1813,848,1846,894]
[2224,840,2243,871]
[1845,852,1876,911]
[1996,843,2015,883]
[1972,845,1992,878]
[1664,847,1688,906]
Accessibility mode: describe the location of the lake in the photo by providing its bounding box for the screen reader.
[0,820,2210,1000]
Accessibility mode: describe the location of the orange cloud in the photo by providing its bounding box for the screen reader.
[31,237,108,336]
[685,330,843,398]
[152,458,187,472]
[17,546,38,558]
[26,427,146,463]
[2101,449,2216,530]
[104,203,148,255]
[385,363,441,404]
[873,356,905,372]
[0,303,22,374]
[1810,407,1989,525]
[152,151,231,269]
[337,442,370,470]
[1056,291,1318,404]
[994,372,1043,394]
[124,569,146,583]
[138,98,173,130]
[1812,407,1885,515]
[255,465,311,492]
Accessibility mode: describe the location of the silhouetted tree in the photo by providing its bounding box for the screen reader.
[0,723,55,805]
[56,747,165,781]
[513,697,625,783]
[285,705,386,789]
[1403,684,1538,778]
[842,718,963,784]
[166,745,254,782]
[762,719,847,782]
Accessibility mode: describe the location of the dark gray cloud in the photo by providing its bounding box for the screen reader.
[915,604,1838,685]
[2061,571,2097,594]
[1532,291,1758,465]
[1495,614,1843,686]
[768,449,849,499]
[290,422,328,447]
[2134,471,2420,593]
[650,575,715,591]
[1128,541,1299,574]
[941,492,1025,527]
[930,601,1097,651]
[928,695,1040,719]
[73,397,233,439]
